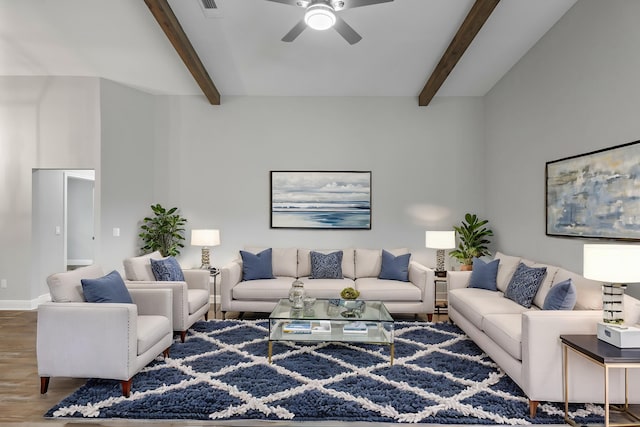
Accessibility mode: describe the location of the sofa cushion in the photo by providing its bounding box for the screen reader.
[553,268,602,310]
[469,258,499,291]
[543,279,577,310]
[482,314,523,361]
[137,315,170,355]
[150,256,185,281]
[240,249,275,281]
[310,250,343,279]
[449,288,530,331]
[504,263,547,308]
[494,252,522,293]
[355,248,409,278]
[245,247,297,277]
[187,289,210,314]
[81,270,133,304]
[232,277,293,300]
[298,248,355,279]
[378,250,410,282]
[123,251,163,281]
[355,278,422,301]
[47,264,104,302]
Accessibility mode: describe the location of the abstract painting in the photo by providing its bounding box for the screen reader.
[546,141,640,240]
[271,171,371,229]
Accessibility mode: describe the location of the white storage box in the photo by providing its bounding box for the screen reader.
[597,322,640,348]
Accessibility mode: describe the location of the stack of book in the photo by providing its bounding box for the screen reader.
[282,320,332,334]
[343,321,369,334]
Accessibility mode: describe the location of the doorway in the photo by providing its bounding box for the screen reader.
[32,169,95,295]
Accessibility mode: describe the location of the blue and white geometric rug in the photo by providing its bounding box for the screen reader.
[46,319,603,424]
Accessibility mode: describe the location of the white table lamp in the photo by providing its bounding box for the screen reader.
[191,229,220,270]
[425,230,456,275]
[584,244,640,325]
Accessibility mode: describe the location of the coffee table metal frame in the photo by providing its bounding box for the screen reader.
[268,298,395,365]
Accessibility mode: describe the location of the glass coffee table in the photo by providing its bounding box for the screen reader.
[268,298,395,365]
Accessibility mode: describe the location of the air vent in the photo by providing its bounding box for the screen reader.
[199,0,222,18]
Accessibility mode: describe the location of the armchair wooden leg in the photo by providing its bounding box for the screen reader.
[427,314,433,322]
[204,311,209,321]
[222,311,226,320]
[40,377,50,394]
[121,379,132,397]
[180,331,187,343]
[529,400,539,418]
[163,347,170,358]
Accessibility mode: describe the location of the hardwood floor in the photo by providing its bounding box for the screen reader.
[0,307,446,426]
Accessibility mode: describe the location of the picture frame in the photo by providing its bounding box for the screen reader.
[545,140,640,240]
[270,171,371,229]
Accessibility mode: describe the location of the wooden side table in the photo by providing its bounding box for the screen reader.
[560,334,640,427]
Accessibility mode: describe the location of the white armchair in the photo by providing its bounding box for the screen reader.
[38,265,173,397]
[123,251,211,342]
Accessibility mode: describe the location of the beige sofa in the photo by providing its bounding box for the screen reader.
[220,247,435,319]
[448,251,640,417]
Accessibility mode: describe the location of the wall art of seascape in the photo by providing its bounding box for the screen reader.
[271,171,371,229]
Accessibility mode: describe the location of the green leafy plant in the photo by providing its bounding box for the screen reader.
[138,204,187,257]
[340,287,360,300]
[449,213,493,267]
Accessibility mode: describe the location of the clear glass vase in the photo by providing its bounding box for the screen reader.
[288,279,306,309]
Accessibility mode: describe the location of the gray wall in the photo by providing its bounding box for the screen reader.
[163,95,486,270]
[0,77,99,307]
[485,0,640,284]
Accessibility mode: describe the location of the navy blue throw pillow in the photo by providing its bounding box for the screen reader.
[469,258,500,291]
[379,250,411,282]
[543,279,577,310]
[150,256,185,281]
[505,262,547,308]
[310,251,343,279]
[81,270,133,304]
[240,248,275,281]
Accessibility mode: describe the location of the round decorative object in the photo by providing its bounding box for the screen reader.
[340,287,360,300]
[289,279,306,309]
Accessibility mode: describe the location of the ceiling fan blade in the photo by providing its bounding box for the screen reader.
[282,19,307,42]
[340,0,393,10]
[333,17,362,45]
[265,0,300,6]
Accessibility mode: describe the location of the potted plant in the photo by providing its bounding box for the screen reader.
[449,213,493,271]
[138,204,187,257]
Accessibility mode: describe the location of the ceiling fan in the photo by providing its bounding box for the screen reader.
[265,0,394,45]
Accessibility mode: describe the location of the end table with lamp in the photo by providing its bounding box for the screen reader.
[191,229,221,316]
[426,230,456,313]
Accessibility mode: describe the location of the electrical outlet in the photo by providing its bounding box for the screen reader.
[0,279,7,289]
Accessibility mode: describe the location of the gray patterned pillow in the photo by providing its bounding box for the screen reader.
[310,251,343,279]
[504,262,547,308]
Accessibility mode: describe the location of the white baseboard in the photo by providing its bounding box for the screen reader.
[0,293,50,310]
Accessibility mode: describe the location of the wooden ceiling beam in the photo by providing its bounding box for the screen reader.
[418,0,500,106]
[144,0,221,105]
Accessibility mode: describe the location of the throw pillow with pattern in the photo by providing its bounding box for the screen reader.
[504,262,547,308]
[310,250,343,279]
[150,256,185,281]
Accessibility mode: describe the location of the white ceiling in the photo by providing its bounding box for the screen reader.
[0,0,577,99]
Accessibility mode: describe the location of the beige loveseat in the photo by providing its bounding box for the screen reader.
[220,247,435,319]
[448,252,640,417]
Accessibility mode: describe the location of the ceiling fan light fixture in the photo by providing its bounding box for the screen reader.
[304,3,336,31]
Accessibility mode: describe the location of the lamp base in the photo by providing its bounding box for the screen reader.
[597,322,640,348]
[200,247,211,270]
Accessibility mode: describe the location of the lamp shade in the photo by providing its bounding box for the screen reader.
[425,231,456,249]
[583,244,640,283]
[190,229,220,247]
